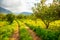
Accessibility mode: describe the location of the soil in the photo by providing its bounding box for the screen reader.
[24,24,42,40]
[9,23,20,40]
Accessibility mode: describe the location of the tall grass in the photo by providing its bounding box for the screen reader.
[25,19,60,40]
[0,20,18,40]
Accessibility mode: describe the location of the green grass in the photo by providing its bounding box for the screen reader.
[18,21,33,40]
[0,21,8,26]
[0,19,60,40]
[0,20,18,40]
[20,27,33,40]
[24,19,60,40]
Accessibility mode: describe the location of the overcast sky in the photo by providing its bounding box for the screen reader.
[0,0,53,13]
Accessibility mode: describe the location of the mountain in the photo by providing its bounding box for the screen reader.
[20,12,32,15]
[0,7,12,14]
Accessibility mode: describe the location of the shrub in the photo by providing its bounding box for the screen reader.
[6,14,15,24]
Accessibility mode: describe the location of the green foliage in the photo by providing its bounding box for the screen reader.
[0,21,17,40]
[20,28,33,40]
[58,35,60,40]
[0,13,6,21]
[18,21,33,40]
[0,21,8,26]
[17,14,29,19]
[32,0,60,28]
[25,23,60,40]
[6,13,15,24]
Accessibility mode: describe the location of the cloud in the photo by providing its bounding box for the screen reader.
[1,0,22,7]
[0,0,3,6]
[1,0,53,13]
[1,0,37,13]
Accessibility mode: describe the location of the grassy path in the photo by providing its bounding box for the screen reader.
[9,20,42,40]
[9,20,20,40]
[24,23,42,40]
[9,30,19,40]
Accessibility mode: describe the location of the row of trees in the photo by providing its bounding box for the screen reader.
[0,13,33,24]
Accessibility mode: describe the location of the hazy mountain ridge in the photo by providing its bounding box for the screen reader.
[20,12,32,15]
[0,7,32,15]
[0,7,12,14]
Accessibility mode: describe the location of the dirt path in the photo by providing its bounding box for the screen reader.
[9,30,19,40]
[24,24,42,40]
[9,22,20,40]
[9,21,41,40]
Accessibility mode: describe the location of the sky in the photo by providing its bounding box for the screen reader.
[0,0,53,13]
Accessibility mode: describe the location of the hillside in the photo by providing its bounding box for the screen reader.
[0,7,12,14]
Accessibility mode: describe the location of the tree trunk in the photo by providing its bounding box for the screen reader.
[46,22,49,29]
[41,19,50,29]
